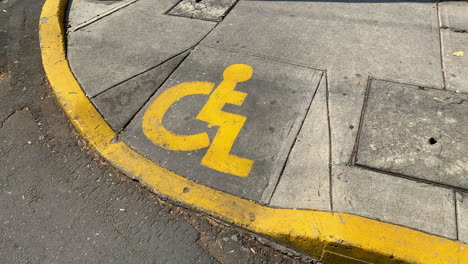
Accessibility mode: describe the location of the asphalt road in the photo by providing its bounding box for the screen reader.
[0,0,308,263]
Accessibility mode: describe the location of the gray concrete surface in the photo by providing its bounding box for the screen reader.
[167,0,238,21]
[269,76,331,210]
[92,51,189,131]
[0,0,309,262]
[439,1,468,93]
[356,80,468,189]
[439,1,468,30]
[332,165,456,239]
[67,0,215,97]
[67,0,139,30]
[440,30,468,93]
[122,45,322,202]
[456,192,468,243]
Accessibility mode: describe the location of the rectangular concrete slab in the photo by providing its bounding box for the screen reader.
[167,0,237,21]
[356,80,468,189]
[92,52,189,132]
[456,191,468,243]
[67,0,215,97]
[439,1,468,93]
[440,31,468,93]
[121,46,322,202]
[332,165,456,239]
[269,76,331,210]
[202,0,443,88]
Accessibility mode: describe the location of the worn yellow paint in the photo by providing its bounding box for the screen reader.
[39,0,468,262]
[142,81,214,151]
[197,64,254,177]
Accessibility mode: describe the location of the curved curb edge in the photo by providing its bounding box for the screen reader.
[39,0,468,263]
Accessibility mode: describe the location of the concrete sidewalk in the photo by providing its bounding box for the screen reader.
[56,0,468,262]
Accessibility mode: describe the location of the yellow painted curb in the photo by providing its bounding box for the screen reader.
[39,0,468,262]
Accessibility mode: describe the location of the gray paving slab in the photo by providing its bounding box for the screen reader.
[327,72,368,166]
[201,0,442,87]
[439,1,468,31]
[201,0,443,167]
[456,192,468,243]
[269,76,331,210]
[332,165,456,239]
[67,0,215,97]
[439,1,468,93]
[67,0,140,30]
[167,0,237,21]
[92,52,189,132]
[356,80,468,189]
[121,46,322,202]
[440,31,468,93]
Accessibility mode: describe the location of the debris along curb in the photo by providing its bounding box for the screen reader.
[39,0,467,263]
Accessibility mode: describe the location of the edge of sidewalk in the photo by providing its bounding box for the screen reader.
[38,0,467,263]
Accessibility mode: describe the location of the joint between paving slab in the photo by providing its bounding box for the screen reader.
[454,190,460,241]
[370,77,467,95]
[87,15,223,100]
[200,44,328,73]
[324,72,334,212]
[263,71,324,204]
[440,26,468,34]
[348,76,373,167]
[90,47,193,99]
[354,163,468,196]
[436,2,447,90]
[72,0,140,31]
[116,49,192,134]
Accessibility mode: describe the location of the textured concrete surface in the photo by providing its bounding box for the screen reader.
[440,30,468,93]
[92,52,189,131]
[167,0,237,21]
[439,1,468,30]
[439,1,468,93]
[332,165,456,239]
[456,192,468,243]
[122,46,322,202]
[0,1,309,263]
[356,80,468,189]
[68,0,215,97]
[270,76,330,210]
[67,0,138,30]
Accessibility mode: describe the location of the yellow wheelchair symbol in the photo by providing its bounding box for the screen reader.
[142,64,254,178]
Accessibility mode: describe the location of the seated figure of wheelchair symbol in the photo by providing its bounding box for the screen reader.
[142,64,254,178]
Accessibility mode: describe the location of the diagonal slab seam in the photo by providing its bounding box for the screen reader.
[39,0,468,263]
[71,0,141,31]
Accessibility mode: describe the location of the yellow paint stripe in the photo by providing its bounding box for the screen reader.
[39,0,468,262]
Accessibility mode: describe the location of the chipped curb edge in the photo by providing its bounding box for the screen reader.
[39,0,467,263]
